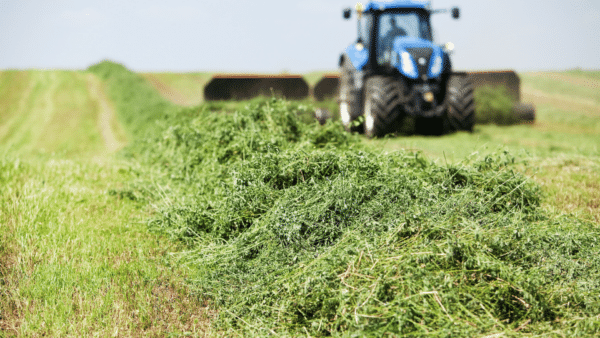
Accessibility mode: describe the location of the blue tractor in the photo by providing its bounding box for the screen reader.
[340,1,474,137]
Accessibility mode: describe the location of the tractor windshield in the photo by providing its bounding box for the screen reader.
[377,11,432,64]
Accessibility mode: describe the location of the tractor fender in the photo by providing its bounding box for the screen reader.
[345,44,369,71]
[339,54,366,92]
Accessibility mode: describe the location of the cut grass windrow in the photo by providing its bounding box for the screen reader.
[86,62,600,336]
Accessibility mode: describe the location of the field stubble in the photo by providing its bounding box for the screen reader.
[0,68,213,336]
[0,157,215,336]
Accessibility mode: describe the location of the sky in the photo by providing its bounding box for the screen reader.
[0,0,599,73]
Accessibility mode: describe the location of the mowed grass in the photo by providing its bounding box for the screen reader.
[523,71,600,105]
[0,158,212,336]
[364,70,600,223]
[0,71,126,158]
[125,66,600,336]
[141,72,214,107]
[2,64,599,336]
[140,68,599,223]
[0,70,211,336]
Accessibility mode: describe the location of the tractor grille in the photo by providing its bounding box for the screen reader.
[407,48,433,77]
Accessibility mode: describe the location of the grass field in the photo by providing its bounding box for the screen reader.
[0,70,126,158]
[0,70,212,336]
[141,72,213,107]
[1,64,599,336]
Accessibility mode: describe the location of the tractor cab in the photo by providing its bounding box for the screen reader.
[344,1,458,80]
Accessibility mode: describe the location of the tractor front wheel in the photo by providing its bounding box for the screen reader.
[445,75,475,132]
[363,76,404,138]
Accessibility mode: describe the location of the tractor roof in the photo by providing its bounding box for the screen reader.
[364,1,430,12]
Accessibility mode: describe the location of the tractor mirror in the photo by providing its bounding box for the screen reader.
[343,8,352,19]
[451,7,460,19]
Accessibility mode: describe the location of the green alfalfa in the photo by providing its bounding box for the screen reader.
[105,80,599,336]
[475,85,518,125]
[168,148,567,335]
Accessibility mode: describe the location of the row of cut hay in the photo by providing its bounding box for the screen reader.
[93,62,600,336]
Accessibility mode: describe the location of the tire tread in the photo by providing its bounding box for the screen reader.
[364,76,405,138]
[445,75,475,132]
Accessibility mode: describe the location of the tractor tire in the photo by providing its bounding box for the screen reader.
[363,76,405,138]
[445,75,475,132]
[339,57,362,132]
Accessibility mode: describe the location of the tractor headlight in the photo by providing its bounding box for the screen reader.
[429,55,443,77]
[400,52,418,78]
[444,42,455,53]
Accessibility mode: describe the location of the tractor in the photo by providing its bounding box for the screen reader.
[340,1,474,137]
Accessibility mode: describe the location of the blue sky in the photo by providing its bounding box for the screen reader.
[0,0,598,73]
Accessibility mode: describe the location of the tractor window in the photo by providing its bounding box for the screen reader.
[358,14,373,49]
[377,12,432,65]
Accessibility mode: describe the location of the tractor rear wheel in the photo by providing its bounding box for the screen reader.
[445,75,475,132]
[339,57,362,132]
[363,76,404,138]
